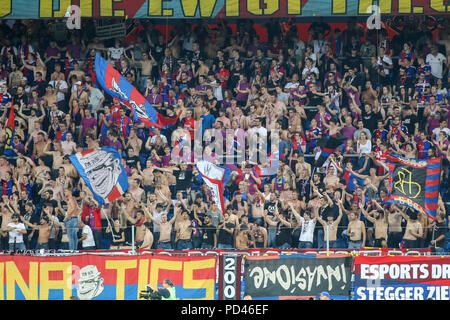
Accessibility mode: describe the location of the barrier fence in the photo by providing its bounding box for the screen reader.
[2,247,449,300]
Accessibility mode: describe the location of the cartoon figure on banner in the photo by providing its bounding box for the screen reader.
[78,149,122,199]
[77,265,104,300]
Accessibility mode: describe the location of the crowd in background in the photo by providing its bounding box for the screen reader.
[0,16,449,252]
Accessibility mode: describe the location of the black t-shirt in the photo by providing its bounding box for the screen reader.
[217,222,235,245]
[362,110,381,134]
[201,224,216,246]
[101,218,114,239]
[126,155,139,169]
[402,114,418,135]
[297,179,311,202]
[345,56,363,71]
[173,170,193,191]
[432,221,447,248]
[264,202,277,216]
[307,92,323,106]
[275,221,291,246]
[111,227,124,245]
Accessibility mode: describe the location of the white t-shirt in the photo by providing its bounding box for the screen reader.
[313,40,329,54]
[209,80,223,101]
[82,225,96,248]
[432,127,450,142]
[302,66,319,77]
[62,140,77,155]
[426,53,447,79]
[150,134,168,144]
[377,55,393,75]
[358,140,372,154]
[285,81,299,91]
[88,87,104,111]
[299,217,316,243]
[7,223,26,244]
[49,216,60,239]
[294,41,305,57]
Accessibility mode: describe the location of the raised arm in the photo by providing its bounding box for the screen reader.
[19,215,39,230]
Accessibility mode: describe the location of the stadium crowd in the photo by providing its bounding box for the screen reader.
[0,16,449,253]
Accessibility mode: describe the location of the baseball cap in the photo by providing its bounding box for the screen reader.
[320,292,331,299]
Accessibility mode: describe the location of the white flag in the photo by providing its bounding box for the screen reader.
[196,160,226,216]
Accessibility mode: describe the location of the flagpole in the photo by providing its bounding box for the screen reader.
[131,225,136,254]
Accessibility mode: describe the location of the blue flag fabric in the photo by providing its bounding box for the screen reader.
[69,147,129,207]
[95,53,179,128]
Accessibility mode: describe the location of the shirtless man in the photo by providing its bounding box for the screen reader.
[385,205,403,248]
[175,210,193,250]
[323,166,340,190]
[0,156,12,181]
[32,132,47,158]
[316,201,344,248]
[128,178,145,203]
[146,205,178,249]
[248,188,265,226]
[68,61,85,82]
[60,156,78,179]
[42,84,57,107]
[21,208,54,249]
[24,120,47,150]
[69,81,89,108]
[349,166,388,192]
[121,203,147,248]
[18,103,45,136]
[249,223,268,248]
[141,222,154,250]
[0,199,14,250]
[235,225,254,249]
[131,51,156,90]
[63,188,81,250]
[397,207,423,249]
[361,201,389,248]
[345,208,366,249]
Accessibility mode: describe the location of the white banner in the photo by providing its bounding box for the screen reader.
[196,160,226,216]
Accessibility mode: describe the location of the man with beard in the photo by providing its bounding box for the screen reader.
[6,214,27,250]
[146,204,178,249]
[175,210,193,250]
[121,203,148,249]
[20,206,54,249]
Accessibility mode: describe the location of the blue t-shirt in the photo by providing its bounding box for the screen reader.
[201,113,215,135]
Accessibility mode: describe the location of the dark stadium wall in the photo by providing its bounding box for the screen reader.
[152,22,440,43]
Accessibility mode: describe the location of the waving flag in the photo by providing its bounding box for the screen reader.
[69,148,129,207]
[196,160,226,216]
[3,103,15,157]
[95,53,180,128]
[315,133,346,168]
[384,154,441,220]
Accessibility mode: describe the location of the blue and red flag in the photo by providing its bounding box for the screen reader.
[315,133,346,168]
[3,102,15,157]
[384,154,441,220]
[69,147,129,207]
[95,53,180,128]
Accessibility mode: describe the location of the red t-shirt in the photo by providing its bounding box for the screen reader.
[81,205,102,231]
